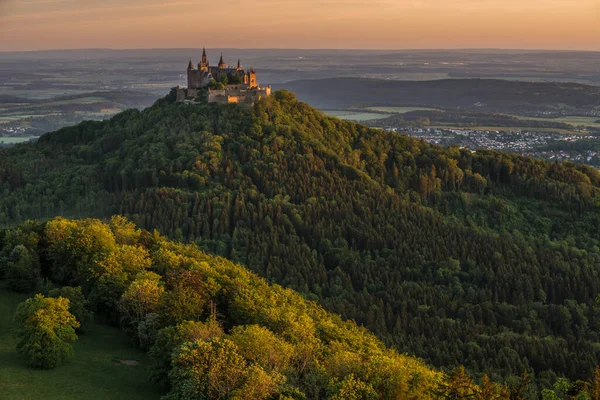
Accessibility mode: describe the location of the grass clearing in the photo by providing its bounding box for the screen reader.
[324,110,391,121]
[0,137,39,144]
[0,282,161,400]
[512,115,600,129]
[366,106,442,113]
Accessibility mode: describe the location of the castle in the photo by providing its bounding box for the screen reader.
[176,48,271,105]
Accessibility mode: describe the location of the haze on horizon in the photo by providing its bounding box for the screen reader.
[0,0,599,52]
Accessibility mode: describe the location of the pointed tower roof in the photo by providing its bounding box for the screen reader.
[237,59,241,68]
[202,47,206,57]
[188,59,194,70]
[219,53,225,66]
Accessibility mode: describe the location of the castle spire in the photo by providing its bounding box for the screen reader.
[188,59,194,70]
[237,59,241,69]
[200,47,208,70]
[218,53,226,69]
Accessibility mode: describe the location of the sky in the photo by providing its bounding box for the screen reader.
[0,0,599,52]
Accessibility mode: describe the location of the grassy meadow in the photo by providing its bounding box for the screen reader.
[0,282,161,400]
[323,110,390,121]
[366,106,441,113]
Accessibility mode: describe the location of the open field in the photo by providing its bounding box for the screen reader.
[366,106,441,113]
[429,125,582,135]
[0,282,161,400]
[513,115,600,129]
[0,136,38,144]
[324,110,391,121]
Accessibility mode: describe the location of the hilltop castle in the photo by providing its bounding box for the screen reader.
[176,48,271,105]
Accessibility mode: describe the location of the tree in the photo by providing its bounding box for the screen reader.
[157,268,213,325]
[48,286,93,332]
[109,215,141,245]
[230,324,294,372]
[509,371,532,400]
[435,366,475,399]
[476,374,504,400]
[231,365,286,400]
[14,294,79,369]
[5,245,40,292]
[149,318,224,386]
[88,274,127,324]
[329,374,377,400]
[119,271,164,330]
[590,366,600,400]
[167,338,246,399]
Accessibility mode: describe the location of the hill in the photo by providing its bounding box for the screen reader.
[2,90,600,392]
[1,217,448,399]
[277,78,600,114]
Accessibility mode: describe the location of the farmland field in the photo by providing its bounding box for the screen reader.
[366,106,442,113]
[0,136,39,144]
[324,110,390,121]
[514,115,600,129]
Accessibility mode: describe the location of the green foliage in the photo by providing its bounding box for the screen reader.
[88,274,127,324]
[0,281,161,400]
[149,318,224,387]
[329,374,378,400]
[167,338,248,400]
[230,324,294,372]
[119,271,164,331]
[4,90,600,391]
[47,286,93,332]
[5,245,40,292]
[435,366,476,399]
[14,294,79,369]
[4,216,443,398]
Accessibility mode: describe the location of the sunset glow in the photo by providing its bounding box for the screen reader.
[0,0,599,51]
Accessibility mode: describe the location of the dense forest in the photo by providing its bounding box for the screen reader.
[2,90,600,394]
[1,216,477,399]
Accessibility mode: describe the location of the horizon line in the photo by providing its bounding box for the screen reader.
[1,46,600,54]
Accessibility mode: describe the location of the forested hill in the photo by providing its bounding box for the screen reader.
[278,78,600,112]
[2,89,600,393]
[1,216,449,399]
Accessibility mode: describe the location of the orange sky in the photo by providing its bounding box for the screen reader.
[0,0,599,51]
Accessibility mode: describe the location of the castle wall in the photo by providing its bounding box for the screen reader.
[187,70,204,89]
[207,85,272,105]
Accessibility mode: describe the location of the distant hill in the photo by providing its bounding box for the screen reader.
[278,78,600,113]
[2,89,600,393]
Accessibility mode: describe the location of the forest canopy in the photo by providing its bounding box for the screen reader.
[1,90,600,393]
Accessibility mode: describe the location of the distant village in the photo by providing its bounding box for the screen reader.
[398,127,600,166]
[176,48,271,105]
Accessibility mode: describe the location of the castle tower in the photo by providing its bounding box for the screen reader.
[187,59,200,89]
[199,47,209,71]
[247,69,257,88]
[237,59,242,71]
[218,53,226,69]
